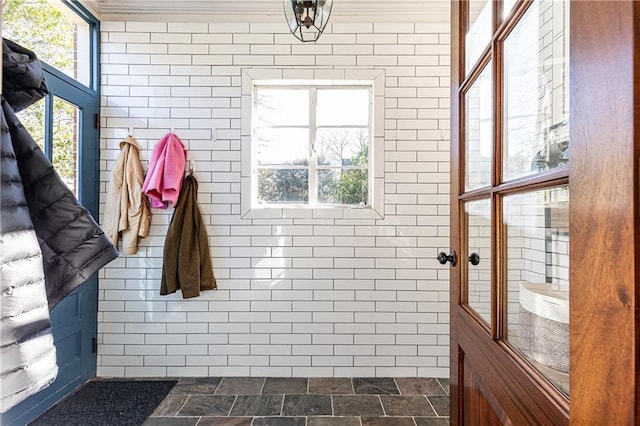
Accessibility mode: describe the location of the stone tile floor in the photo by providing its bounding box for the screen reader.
[144,377,450,426]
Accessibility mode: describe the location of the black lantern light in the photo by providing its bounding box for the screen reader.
[284,0,333,43]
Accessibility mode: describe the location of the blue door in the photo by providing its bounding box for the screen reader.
[1,13,102,425]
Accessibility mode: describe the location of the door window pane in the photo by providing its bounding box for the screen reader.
[466,0,492,74]
[503,1,570,181]
[504,186,569,395]
[465,63,493,191]
[16,101,46,152]
[465,199,492,324]
[2,0,91,87]
[52,97,80,197]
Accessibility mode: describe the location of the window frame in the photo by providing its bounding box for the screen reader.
[253,83,373,208]
[241,68,386,220]
[62,0,101,91]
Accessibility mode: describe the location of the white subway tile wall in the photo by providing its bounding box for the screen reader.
[98,20,451,378]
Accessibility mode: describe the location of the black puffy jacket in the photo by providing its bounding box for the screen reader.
[1,38,57,413]
[2,38,118,309]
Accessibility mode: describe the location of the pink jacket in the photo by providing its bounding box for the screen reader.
[142,132,187,209]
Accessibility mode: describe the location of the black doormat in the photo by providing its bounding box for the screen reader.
[30,379,177,426]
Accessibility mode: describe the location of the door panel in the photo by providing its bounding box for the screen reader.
[51,281,98,384]
[461,351,503,426]
[0,66,100,426]
[452,0,640,424]
[451,0,571,424]
[457,313,567,425]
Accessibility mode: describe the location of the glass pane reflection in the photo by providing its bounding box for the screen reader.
[505,186,569,395]
[503,0,517,18]
[465,63,493,191]
[466,199,492,324]
[503,0,570,181]
[466,0,492,74]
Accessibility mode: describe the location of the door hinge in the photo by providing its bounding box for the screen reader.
[95,113,100,129]
[92,337,98,353]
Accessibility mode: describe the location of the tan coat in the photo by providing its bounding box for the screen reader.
[103,136,151,255]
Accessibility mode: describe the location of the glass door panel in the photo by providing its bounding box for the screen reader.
[52,96,80,197]
[503,0,570,181]
[465,63,493,191]
[504,186,569,395]
[465,199,492,324]
[503,0,518,18]
[452,0,573,421]
[466,0,492,74]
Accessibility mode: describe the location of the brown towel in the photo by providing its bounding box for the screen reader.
[160,174,216,298]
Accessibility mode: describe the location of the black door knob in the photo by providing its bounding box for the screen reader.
[469,252,480,266]
[437,251,457,266]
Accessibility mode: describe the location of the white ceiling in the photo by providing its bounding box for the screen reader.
[79,0,450,23]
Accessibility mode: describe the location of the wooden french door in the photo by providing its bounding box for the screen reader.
[449,0,640,424]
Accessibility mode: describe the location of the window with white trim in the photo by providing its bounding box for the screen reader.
[252,84,372,207]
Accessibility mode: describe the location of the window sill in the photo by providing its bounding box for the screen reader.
[241,205,384,220]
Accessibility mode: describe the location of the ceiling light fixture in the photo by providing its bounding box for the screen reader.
[284,0,333,43]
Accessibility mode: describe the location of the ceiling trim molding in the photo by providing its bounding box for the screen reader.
[78,0,100,18]
[78,1,449,23]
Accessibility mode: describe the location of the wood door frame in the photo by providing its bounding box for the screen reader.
[450,0,461,418]
[451,0,640,424]
[569,1,640,423]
